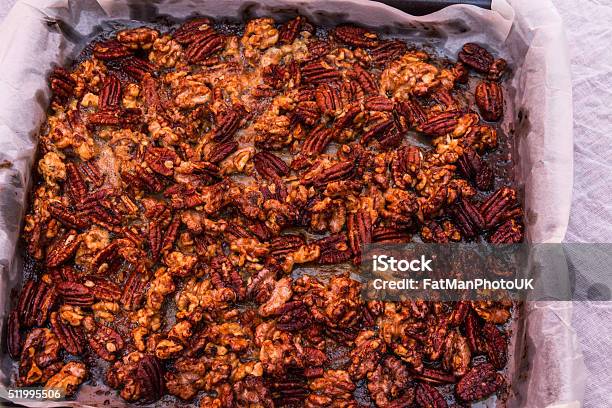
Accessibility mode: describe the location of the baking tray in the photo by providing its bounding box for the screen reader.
[0,0,581,407]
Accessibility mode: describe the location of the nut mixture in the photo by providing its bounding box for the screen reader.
[8,16,522,407]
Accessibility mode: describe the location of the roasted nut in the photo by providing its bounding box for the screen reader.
[173,18,213,44]
[489,219,523,243]
[56,282,94,306]
[455,363,504,402]
[480,187,521,229]
[457,147,494,191]
[46,230,81,268]
[19,328,60,386]
[301,60,341,84]
[458,43,494,73]
[279,16,310,44]
[307,369,356,407]
[475,81,504,121]
[7,310,22,359]
[98,74,121,110]
[349,330,385,381]
[50,312,86,355]
[44,361,88,396]
[49,67,76,101]
[106,352,165,402]
[480,323,508,369]
[186,32,225,63]
[213,105,244,143]
[93,40,132,60]
[370,40,408,66]
[145,146,180,176]
[207,141,239,164]
[117,27,159,50]
[415,382,448,408]
[347,209,372,265]
[448,198,485,239]
[333,25,379,48]
[442,331,471,377]
[488,58,508,81]
[87,324,124,361]
[253,151,290,181]
[417,111,460,137]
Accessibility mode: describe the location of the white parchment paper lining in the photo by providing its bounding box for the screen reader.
[0,0,584,407]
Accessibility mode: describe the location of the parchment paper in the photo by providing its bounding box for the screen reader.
[0,0,584,407]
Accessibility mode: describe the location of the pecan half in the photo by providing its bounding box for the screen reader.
[87,324,124,361]
[88,107,142,127]
[458,43,494,73]
[448,198,485,239]
[396,99,427,127]
[347,209,372,265]
[121,57,155,81]
[56,282,95,306]
[391,145,421,189]
[334,25,379,48]
[350,63,378,95]
[279,16,311,44]
[207,141,238,163]
[360,114,394,145]
[309,162,355,187]
[145,146,180,177]
[479,187,520,229]
[49,67,75,102]
[66,161,88,202]
[475,81,504,122]
[415,382,448,408]
[455,363,504,402]
[253,151,290,181]
[489,219,523,243]
[173,18,213,44]
[7,310,22,359]
[213,105,244,143]
[294,101,320,125]
[85,277,122,302]
[98,74,121,110]
[48,202,88,229]
[365,95,394,112]
[301,124,334,157]
[412,367,455,385]
[185,31,224,63]
[121,270,148,311]
[46,230,81,268]
[417,111,460,136]
[316,233,352,264]
[488,58,508,81]
[93,40,132,60]
[457,148,494,191]
[372,226,411,243]
[301,61,341,84]
[370,40,408,66]
[137,355,166,402]
[480,323,508,369]
[315,84,343,115]
[50,312,85,355]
